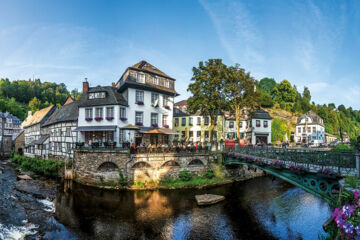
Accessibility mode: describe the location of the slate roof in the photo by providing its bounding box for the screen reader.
[78,86,128,107]
[42,101,79,127]
[22,105,56,128]
[0,112,21,125]
[251,109,273,120]
[130,60,175,80]
[34,135,49,145]
[174,100,188,106]
[297,110,324,126]
[173,108,190,117]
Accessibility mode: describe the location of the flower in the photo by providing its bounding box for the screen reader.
[343,221,354,235]
[120,117,127,121]
[106,116,114,121]
[355,224,360,236]
[137,101,144,105]
[163,124,169,128]
[151,123,158,128]
[95,117,103,121]
[135,122,143,126]
[85,117,93,121]
[164,105,171,110]
[355,190,359,200]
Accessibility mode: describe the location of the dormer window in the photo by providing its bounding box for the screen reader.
[165,80,170,88]
[136,73,145,83]
[153,76,159,85]
[89,92,106,99]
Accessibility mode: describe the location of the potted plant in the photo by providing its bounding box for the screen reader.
[135,122,143,126]
[163,124,169,128]
[95,117,103,121]
[151,123,158,128]
[164,105,171,110]
[120,117,127,121]
[136,101,144,105]
[106,116,114,121]
[85,117,93,122]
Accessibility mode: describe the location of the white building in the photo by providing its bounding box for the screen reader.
[245,109,272,145]
[295,110,325,145]
[42,98,79,160]
[116,60,178,146]
[0,112,22,141]
[23,105,57,158]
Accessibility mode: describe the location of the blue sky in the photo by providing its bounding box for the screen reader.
[1,0,360,109]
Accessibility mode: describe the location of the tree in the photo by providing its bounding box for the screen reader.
[258,78,276,94]
[187,59,227,145]
[302,87,311,103]
[260,92,274,108]
[29,97,42,113]
[272,80,297,103]
[225,64,260,140]
[271,117,290,143]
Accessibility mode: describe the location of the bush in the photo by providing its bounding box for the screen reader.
[332,144,354,151]
[135,181,145,188]
[178,170,192,181]
[203,169,215,179]
[10,154,64,178]
[118,170,128,186]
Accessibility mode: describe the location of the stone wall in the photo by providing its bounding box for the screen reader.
[73,151,211,184]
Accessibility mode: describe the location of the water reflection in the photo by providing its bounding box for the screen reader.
[55,176,331,240]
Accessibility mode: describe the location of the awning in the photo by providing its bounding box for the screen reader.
[120,124,140,130]
[139,127,155,133]
[74,126,117,132]
[34,135,49,145]
[146,128,179,135]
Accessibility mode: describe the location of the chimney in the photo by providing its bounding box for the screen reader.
[83,78,89,93]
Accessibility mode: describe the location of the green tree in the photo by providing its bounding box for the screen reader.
[29,97,42,113]
[302,87,311,103]
[224,64,261,140]
[272,80,297,103]
[187,59,227,145]
[271,117,291,143]
[258,77,276,94]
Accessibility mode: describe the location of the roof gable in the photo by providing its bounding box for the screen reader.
[78,85,128,107]
[130,60,174,80]
[43,101,79,126]
[22,105,56,128]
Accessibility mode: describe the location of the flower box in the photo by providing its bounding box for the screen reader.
[120,117,127,121]
[106,116,114,121]
[95,117,103,121]
[151,123,158,128]
[229,125,234,128]
[317,168,338,179]
[290,164,308,176]
[163,124,169,128]
[136,101,144,105]
[164,105,171,110]
[135,122,143,126]
[270,160,285,169]
[85,117,93,122]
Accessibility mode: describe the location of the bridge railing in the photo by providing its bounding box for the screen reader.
[227,146,359,176]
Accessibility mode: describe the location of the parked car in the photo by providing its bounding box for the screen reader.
[319,142,328,148]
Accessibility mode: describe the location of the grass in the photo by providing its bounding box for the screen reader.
[345,176,360,189]
[332,144,355,151]
[10,153,64,178]
[159,176,227,188]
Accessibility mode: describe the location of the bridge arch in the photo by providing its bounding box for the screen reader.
[132,161,152,169]
[97,162,118,171]
[161,160,180,168]
[188,159,204,166]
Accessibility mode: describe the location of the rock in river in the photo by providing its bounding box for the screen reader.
[17,174,33,180]
[195,194,225,206]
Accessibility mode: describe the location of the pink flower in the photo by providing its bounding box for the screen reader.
[354,190,359,199]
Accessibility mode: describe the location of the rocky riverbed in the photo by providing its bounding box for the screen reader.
[0,159,75,240]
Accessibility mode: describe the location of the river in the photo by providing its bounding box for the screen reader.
[0,160,333,240]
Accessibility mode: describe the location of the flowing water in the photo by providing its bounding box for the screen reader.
[0,160,333,240]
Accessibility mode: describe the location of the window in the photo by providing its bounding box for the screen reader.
[163,95,169,106]
[197,117,201,125]
[307,127,311,133]
[264,121,268,128]
[298,127,301,133]
[165,80,170,88]
[313,127,316,133]
[205,131,209,140]
[229,121,234,128]
[136,91,144,103]
[135,112,143,124]
[59,128,62,137]
[189,131,193,138]
[162,115,168,126]
[151,113,158,125]
[151,93,159,105]
[85,108,93,118]
[136,73,145,83]
[204,117,209,125]
[256,120,261,127]
[181,131,186,139]
[88,92,105,99]
[66,143,71,152]
[66,127,71,137]
[181,118,186,126]
[189,117,193,126]
[175,118,179,127]
[303,127,306,133]
[95,108,103,118]
[197,131,201,138]
[120,107,126,118]
[119,129,125,143]
[106,107,114,117]
[153,76,159,85]
[240,121,243,128]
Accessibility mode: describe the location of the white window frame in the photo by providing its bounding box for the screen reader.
[85,108,93,118]
[151,93,159,105]
[136,73,145,83]
[106,107,114,117]
[153,76,159,85]
[135,90,144,103]
[162,115,168,126]
[151,113,158,125]
[95,108,103,118]
[135,112,143,124]
[120,107,126,118]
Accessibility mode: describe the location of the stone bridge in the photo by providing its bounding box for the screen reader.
[73,151,212,184]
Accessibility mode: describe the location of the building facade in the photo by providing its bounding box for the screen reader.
[295,110,325,145]
[42,100,79,160]
[0,112,22,141]
[23,105,57,158]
